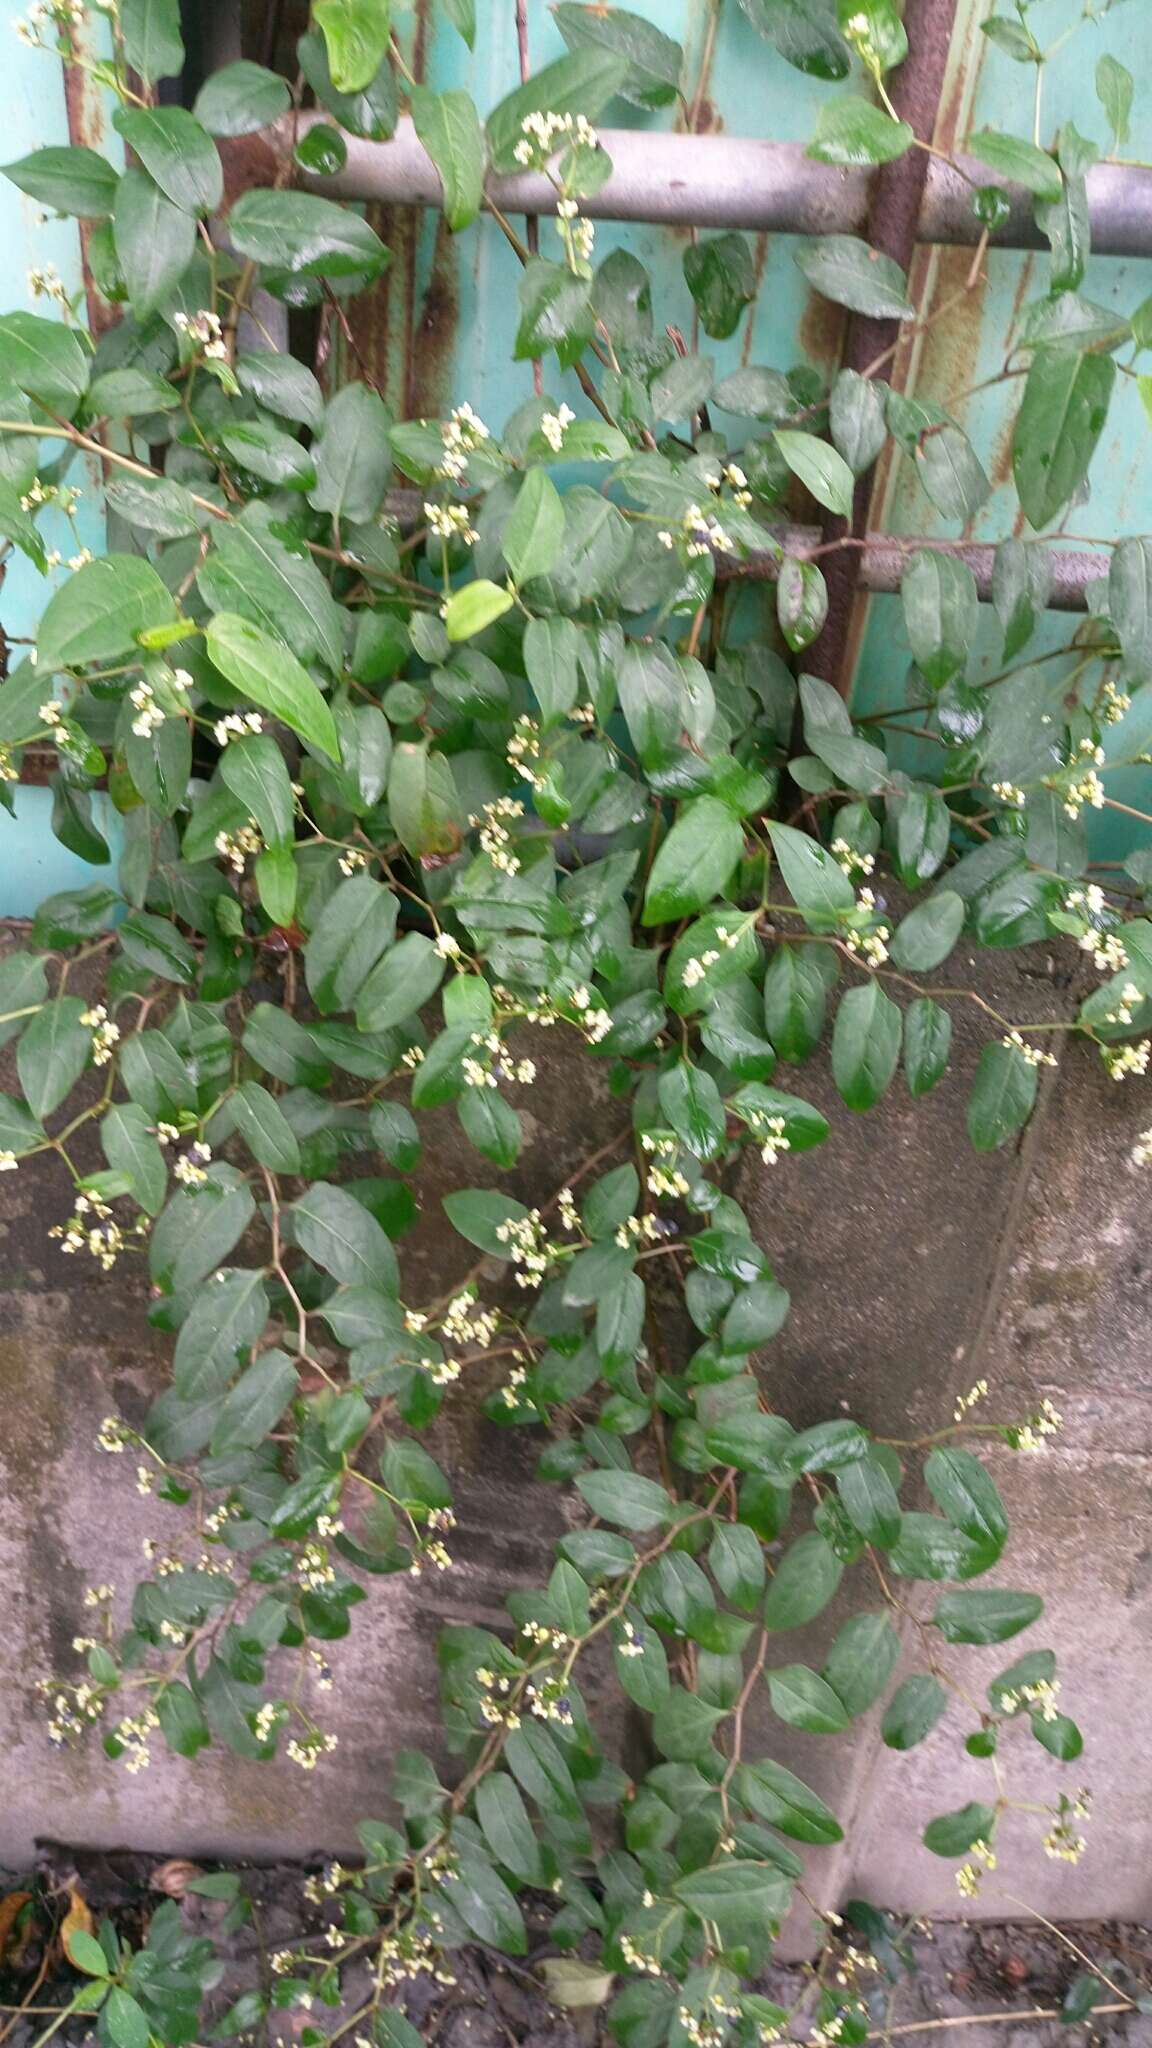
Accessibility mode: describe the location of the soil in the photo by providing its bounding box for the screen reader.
[1,1845,1148,2048]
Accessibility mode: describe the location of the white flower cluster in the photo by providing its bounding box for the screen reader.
[214,710,263,746]
[703,460,753,508]
[619,1934,663,1976]
[424,498,478,545]
[845,887,890,967]
[1101,1038,1150,1079]
[471,795,525,876]
[286,1729,339,1771]
[953,1376,989,1421]
[442,1290,499,1348]
[1051,736,1106,821]
[658,502,734,559]
[525,1674,574,1725]
[1131,1126,1152,1169]
[28,261,69,307]
[1099,678,1131,724]
[1063,884,1129,974]
[1012,1395,1064,1453]
[494,1208,554,1287]
[438,402,490,484]
[1002,1028,1057,1070]
[173,1140,212,1188]
[996,1675,1061,1723]
[173,308,226,361]
[641,1133,691,1201]
[0,744,17,784]
[991,779,1026,808]
[681,922,743,989]
[506,714,546,791]
[832,836,874,880]
[476,1664,522,1729]
[128,679,170,738]
[540,402,575,452]
[555,194,595,267]
[1043,1788,1090,1863]
[214,821,262,872]
[614,1213,661,1251]
[568,981,613,1042]
[338,846,368,875]
[746,1110,790,1167]
[617,1618,645,1658]
[513,109,598,169]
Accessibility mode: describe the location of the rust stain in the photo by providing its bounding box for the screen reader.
[61,33,117,339]
[797,289,846,372]
[218,132,281,210]
[407,215,459,419]
[410,0,431,84]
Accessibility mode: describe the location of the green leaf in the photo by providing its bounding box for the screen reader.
[763,942,837,1059]
[904,996,951,1096]
[200,504,344,672]
[763,1531,842,1629]
[830,368,887,474]
[901,549,977,687]
[523,615,580,726]
[1013,346,1115,530]
[231,1082,302,1173]
[774,430,855,517]
[212,1346,297,1453]
[683,232,756,341]
[444,580,515,642]
[219,734,296,847]
[297,27,398,140]
[768,821,855,924]
[823,1612,899,1715]
[17,996,91,1120]
[658,1062,726,1160]
[410,86,485,232]
[293,1182,399,1292]
[255,844,297,927]
[118,0,183,82]
[0,312,89,417]
[738,0,850,80]
[795,234,913,319]
[486,50,628,172]
[933,1589,1043,1644]
[923,1801,996,1857]
[1033,1712,1083,1763]
[458,1083,521,1168]
[228,188,390,282]
[314,0,391,90]
[925,1447,1007,1552]
[474,1773,544,1883]
[66,1928,111,1977]
[882,1673,947,1749]
[889,891,964,972]
[113,167,197,317]
[205,613,339,761]
[440,1847,527,1954]
[388,743,462,859]
[967,1039,1039,1152]
[515,258,595,369]
[309,381,392,526]
[504,468,565,585]
[574,1469,672,1532]
[709,1522,766,1610]
[808,97,912,166]
[442,1188,528,1255]
[651,1686,726,1760]
[100,1102,167,1215]
[777,558,828,653]
[1,146,119,219]
[981,16,1036,58]
[193,61,292,135]
[738,1758,844,1842]
[967,130,1062,202]
[219,421,316,492]
[1096,53,1133,150]
[672,1861,791,1939]
[304,875,398,1013]
[38,555,175,674]
[173,1269,269,1397]
[156,1681,211,1758]
[643,798,744,925]
[112,106,222,215]
[554,3,682,108]
[768,1663,850,1733]
[720,1279,791,1352]
[1109,536,1152,685]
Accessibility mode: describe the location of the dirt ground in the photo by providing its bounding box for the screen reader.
[2,1846,1149,2048]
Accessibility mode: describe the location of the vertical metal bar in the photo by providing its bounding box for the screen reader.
[803,0,962,696]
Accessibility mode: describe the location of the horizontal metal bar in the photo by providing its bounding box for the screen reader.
[285,112,1152,256]
[721,537,1109,609]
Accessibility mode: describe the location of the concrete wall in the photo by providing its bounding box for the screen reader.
[1,925,1149,1934]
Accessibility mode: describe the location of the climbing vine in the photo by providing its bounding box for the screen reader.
[0,0,1150,2041]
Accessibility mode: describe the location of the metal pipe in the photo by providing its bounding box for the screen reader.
[721,538,1109,610]
[284,112,1152,255]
